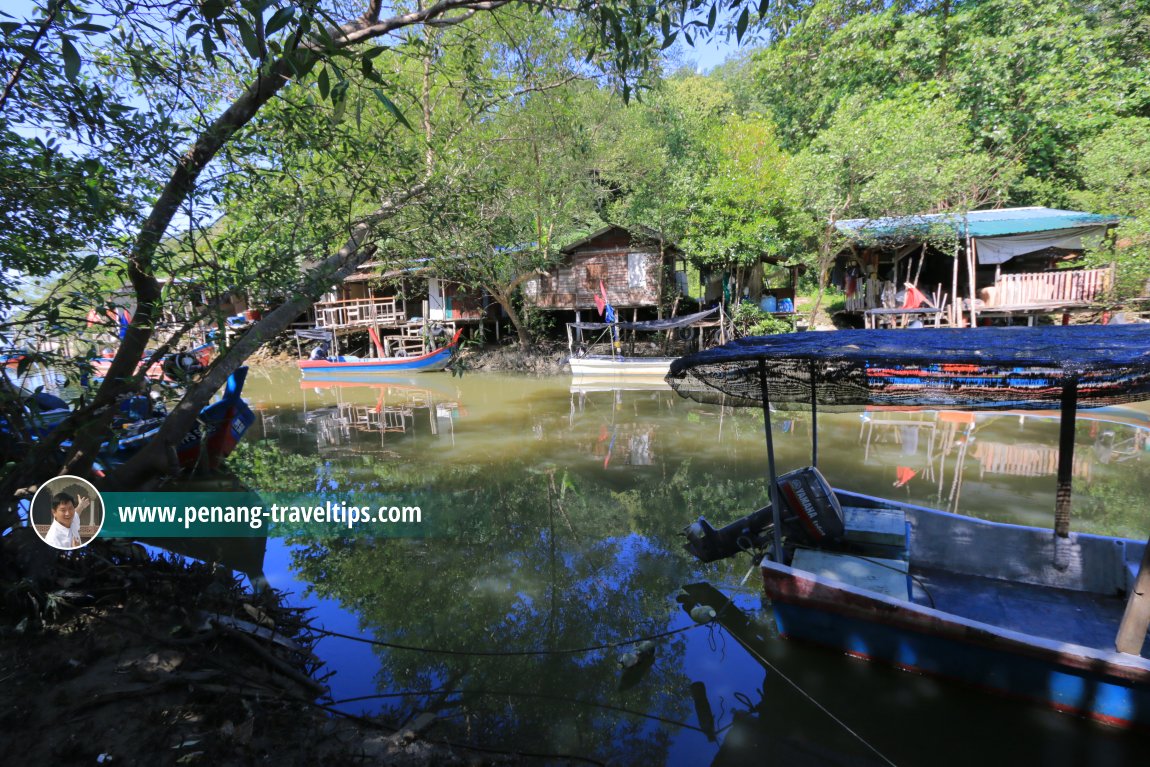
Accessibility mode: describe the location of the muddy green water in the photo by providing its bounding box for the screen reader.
[233,367,1150,766]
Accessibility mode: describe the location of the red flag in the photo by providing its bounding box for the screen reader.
[894,466,917,487]
[594,280,607,317]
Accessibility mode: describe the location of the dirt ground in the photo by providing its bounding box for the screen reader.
[0,531,515,766]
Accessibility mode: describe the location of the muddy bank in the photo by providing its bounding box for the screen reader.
[460,341,571,376]
[0,533,518,766]
[246,335,575,376]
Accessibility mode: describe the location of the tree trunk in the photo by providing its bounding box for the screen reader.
[488,288,531,348]
[109,184,426,488]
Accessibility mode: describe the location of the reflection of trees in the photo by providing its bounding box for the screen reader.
[231,440,770,761]
[291,478,692,761]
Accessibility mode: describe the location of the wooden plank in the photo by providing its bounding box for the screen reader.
[1116,537,1150,655]
[842,507,909,548]
[791,549,910,600]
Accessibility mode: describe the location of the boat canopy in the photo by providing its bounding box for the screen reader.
[568,307,717,332]
[294,328,334,342]
[667,325,1150,411]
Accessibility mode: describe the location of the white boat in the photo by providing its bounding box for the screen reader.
[567,355,678,378]
[567,307,719,379]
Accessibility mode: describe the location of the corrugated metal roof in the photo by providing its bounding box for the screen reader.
[837,207,1119,241]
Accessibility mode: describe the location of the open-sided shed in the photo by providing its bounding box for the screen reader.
[834,207,1120,327]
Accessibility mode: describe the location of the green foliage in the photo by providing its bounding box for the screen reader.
[1069,117,1150,301]
[729,300,792,336]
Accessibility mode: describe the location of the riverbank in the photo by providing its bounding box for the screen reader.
[0,533,518,766]
[248,336,574,376]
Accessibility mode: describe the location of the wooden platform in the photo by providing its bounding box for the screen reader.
[792,549,910,600]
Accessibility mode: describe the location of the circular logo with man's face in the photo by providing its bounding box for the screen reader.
[30,475,105,550]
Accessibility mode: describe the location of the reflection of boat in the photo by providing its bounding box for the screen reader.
[670,326,1150,728]
[568,377,672,394]
[298,330,461,378]
[298,375,461,445]
[567,307,718,379]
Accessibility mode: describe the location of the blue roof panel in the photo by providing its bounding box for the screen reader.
[837,207,1119,241]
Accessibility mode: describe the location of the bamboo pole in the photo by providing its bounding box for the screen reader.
[1116,538,1150,655]
[967,236,978,328]
[951,240,960,326]
[1054,378,1078,538]
[758,361,783,561]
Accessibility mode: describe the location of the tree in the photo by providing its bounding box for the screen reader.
[1073,118,1150,301]
[680,114,806,298]
[1,0,782,510]
[408,80,615,347]
[793,91,1017,315]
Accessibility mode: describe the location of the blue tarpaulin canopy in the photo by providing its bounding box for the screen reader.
[667,325,1150,410]
[836,207,1120,264]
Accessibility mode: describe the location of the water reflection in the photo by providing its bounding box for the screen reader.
[231,370,1150,764]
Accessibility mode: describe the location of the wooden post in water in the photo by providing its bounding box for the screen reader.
[809,358,819,468]
[1053,377,1078,571]
[1054,378,1078,538]
[758,360,784,561]
[1116,538,1150,655]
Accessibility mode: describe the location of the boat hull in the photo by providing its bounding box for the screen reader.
[299,347,454,378]
[761,495,1150,729]
[568,355,677,378]
[299,333,459,379]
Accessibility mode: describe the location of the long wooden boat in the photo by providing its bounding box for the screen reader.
[567,355,678,378]
[298,330,461,379]
[105,366,254,472]
[567,307,718,379]
[667,325,1150,729]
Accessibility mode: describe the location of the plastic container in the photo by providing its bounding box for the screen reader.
[760,295,777,313]
[778,298,794,313]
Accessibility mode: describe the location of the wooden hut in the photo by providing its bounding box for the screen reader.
[522,225,684,320]
[833,207,1120,328]
[314,259,497,356]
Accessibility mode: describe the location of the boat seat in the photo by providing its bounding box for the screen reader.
[791,548,911,600]
[841,506,909,558]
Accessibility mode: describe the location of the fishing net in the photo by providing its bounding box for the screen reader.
[666,325,1150,411]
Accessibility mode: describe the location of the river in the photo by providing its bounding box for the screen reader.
[225,367,1150,765]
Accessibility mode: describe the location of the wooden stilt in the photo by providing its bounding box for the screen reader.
[967,236,978,328]
[951,242,960,326]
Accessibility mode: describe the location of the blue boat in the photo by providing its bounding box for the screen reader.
[668,325,1150,729]
[298,330,461,379]
[105,366,254,472]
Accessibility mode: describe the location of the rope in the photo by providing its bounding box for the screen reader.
[328,687,716,735]
[704,568,900,767]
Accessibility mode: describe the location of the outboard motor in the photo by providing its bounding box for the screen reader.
[162,350,203,380]
[683,466,845,563]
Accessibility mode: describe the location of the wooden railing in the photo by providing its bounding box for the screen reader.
[314,297,405,329]
[990,267,1113,308]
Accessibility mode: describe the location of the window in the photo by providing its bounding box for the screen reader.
[627,252,647,288]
